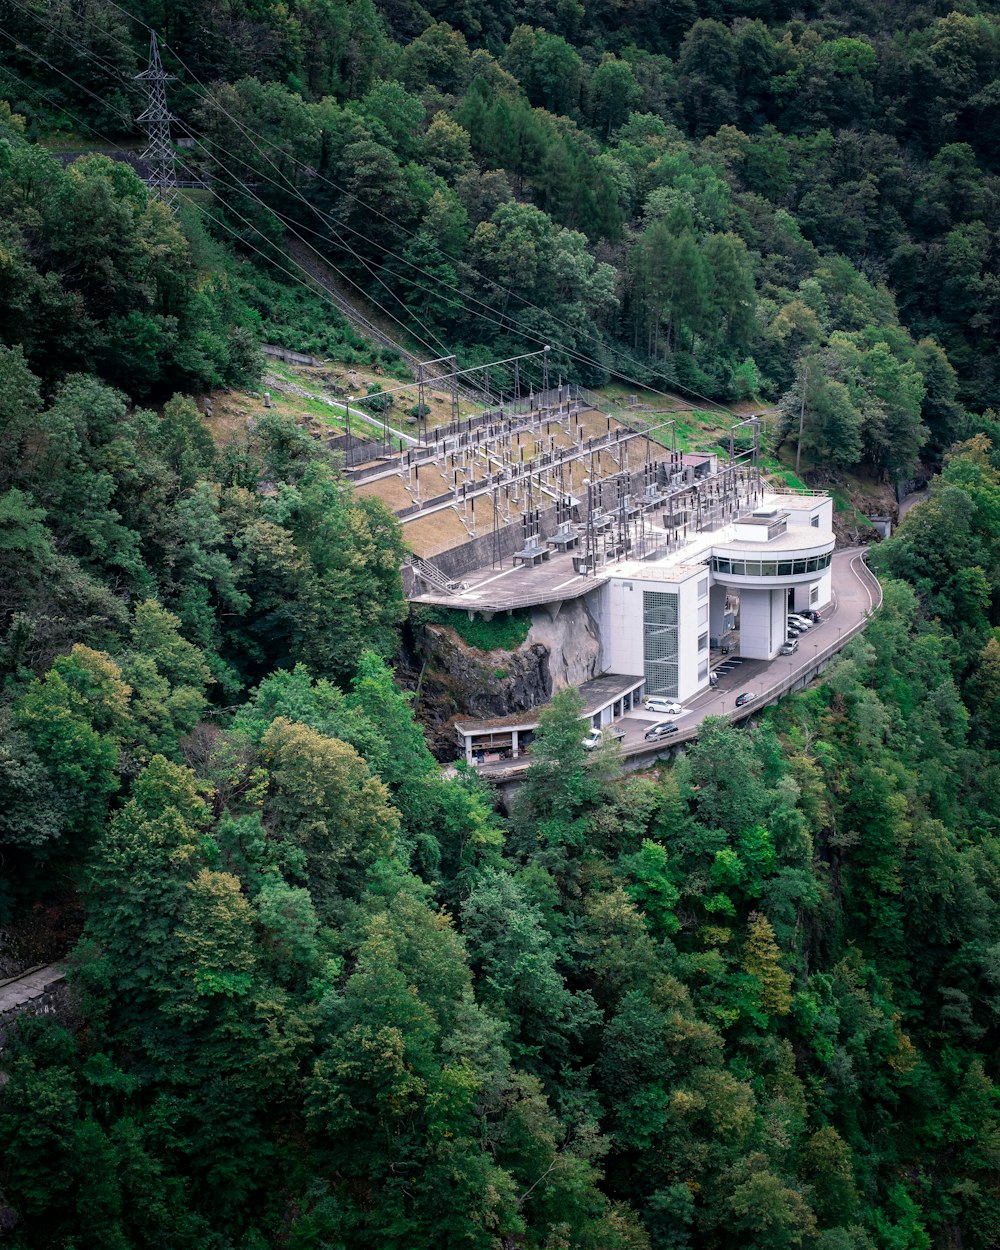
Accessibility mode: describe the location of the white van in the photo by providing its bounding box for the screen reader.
[582,725,626,751]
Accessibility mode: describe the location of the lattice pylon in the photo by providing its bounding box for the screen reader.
[134,31,177,206]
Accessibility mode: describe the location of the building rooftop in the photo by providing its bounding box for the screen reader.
[768,493,829,511]
[713,528,836,553]
[607,560,707,583]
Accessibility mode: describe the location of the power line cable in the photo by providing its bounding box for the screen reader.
[2,6,741,421]
[0,0,459,365]
[64,0,738,416]
[0,42,442,407]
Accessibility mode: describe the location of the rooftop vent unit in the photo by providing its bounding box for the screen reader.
[752,508,778,518]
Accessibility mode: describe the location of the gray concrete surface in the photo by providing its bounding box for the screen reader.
[0,964,67,1015]
[478,546,881,780]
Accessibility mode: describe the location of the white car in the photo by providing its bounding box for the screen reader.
[644,697,683,715]
[787,613,812,630]
[582,725,626,751]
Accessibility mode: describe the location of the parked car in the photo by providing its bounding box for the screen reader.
[800,609,821,622]
[786,622,806,637]
[735,692,755,707]
[787,613,812,630]
[582,725,626,750]
[779,639,799,655]
[644,721,680,740]
[644,697,683,715]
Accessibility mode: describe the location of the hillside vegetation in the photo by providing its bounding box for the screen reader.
[1,1,1000,1248]
[3,0,1000,477]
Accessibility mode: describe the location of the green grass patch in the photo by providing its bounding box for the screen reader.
[422,607,533,652]
[829,488,876,529]
[764,463,810,491]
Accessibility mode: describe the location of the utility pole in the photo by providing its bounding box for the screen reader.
[795,360,809,478]
[134,31,177,206]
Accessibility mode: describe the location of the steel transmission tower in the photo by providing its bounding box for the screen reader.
[134,31,177,205]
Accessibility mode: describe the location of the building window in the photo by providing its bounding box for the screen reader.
[698,660,708,680]
[698,577,709,598]
[810,585,819,604]
[698,631,708,652]
[710,551,831,578]
[811,515,819,527]
[698,603,709,625]
[643,590,679,697]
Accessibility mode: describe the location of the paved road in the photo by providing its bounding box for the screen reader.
[478,546,880,779]
[898,483,932,521]
[614,546,880,758]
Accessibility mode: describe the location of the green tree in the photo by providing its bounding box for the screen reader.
[261,716,400,912]
[742,913,793,1018]
[15,646,129,846]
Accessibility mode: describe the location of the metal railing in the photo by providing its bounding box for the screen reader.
[471,550,882,776]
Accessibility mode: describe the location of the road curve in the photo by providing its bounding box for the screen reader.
[478,545,881,782]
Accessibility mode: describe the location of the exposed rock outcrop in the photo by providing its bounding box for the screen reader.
[527,596,602,689]
[401,593,603,759]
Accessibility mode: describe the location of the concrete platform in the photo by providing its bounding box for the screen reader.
[411,546,596,612]
[473,547,881,780]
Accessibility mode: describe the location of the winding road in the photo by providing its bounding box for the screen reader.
[612,546,880,759]
[480,546,882,780]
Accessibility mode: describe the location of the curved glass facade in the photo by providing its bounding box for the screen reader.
[710,551,832,578]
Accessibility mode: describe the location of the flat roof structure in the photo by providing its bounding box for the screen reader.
[409,487,828,613]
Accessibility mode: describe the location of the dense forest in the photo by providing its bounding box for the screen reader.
[3,0,1000,473]
[2,0,1000,1247]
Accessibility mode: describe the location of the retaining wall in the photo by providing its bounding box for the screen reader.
[411,459,675,589]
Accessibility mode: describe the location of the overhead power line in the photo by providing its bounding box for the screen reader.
[1,5,744,420]
[17,0,738,416]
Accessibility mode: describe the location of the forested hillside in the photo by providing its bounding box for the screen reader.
[2,0,1000,1247]
[3,0,999,473]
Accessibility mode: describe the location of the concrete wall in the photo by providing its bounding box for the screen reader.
[412,460,673,588]
[678,572,709,702]
[791,566,833,613]
[785,496,833,533]
[262,344,321,366]
[770,587,787,652]
[740,587,776,658]
[600,566,706,703]
[602,579,643,680]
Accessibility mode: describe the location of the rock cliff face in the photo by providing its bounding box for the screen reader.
[402,594,603,758]
[526,597,603,689]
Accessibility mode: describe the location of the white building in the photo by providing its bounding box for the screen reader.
[594,492,834,702]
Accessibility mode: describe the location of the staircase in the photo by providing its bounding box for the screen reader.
[410,555,458,595]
